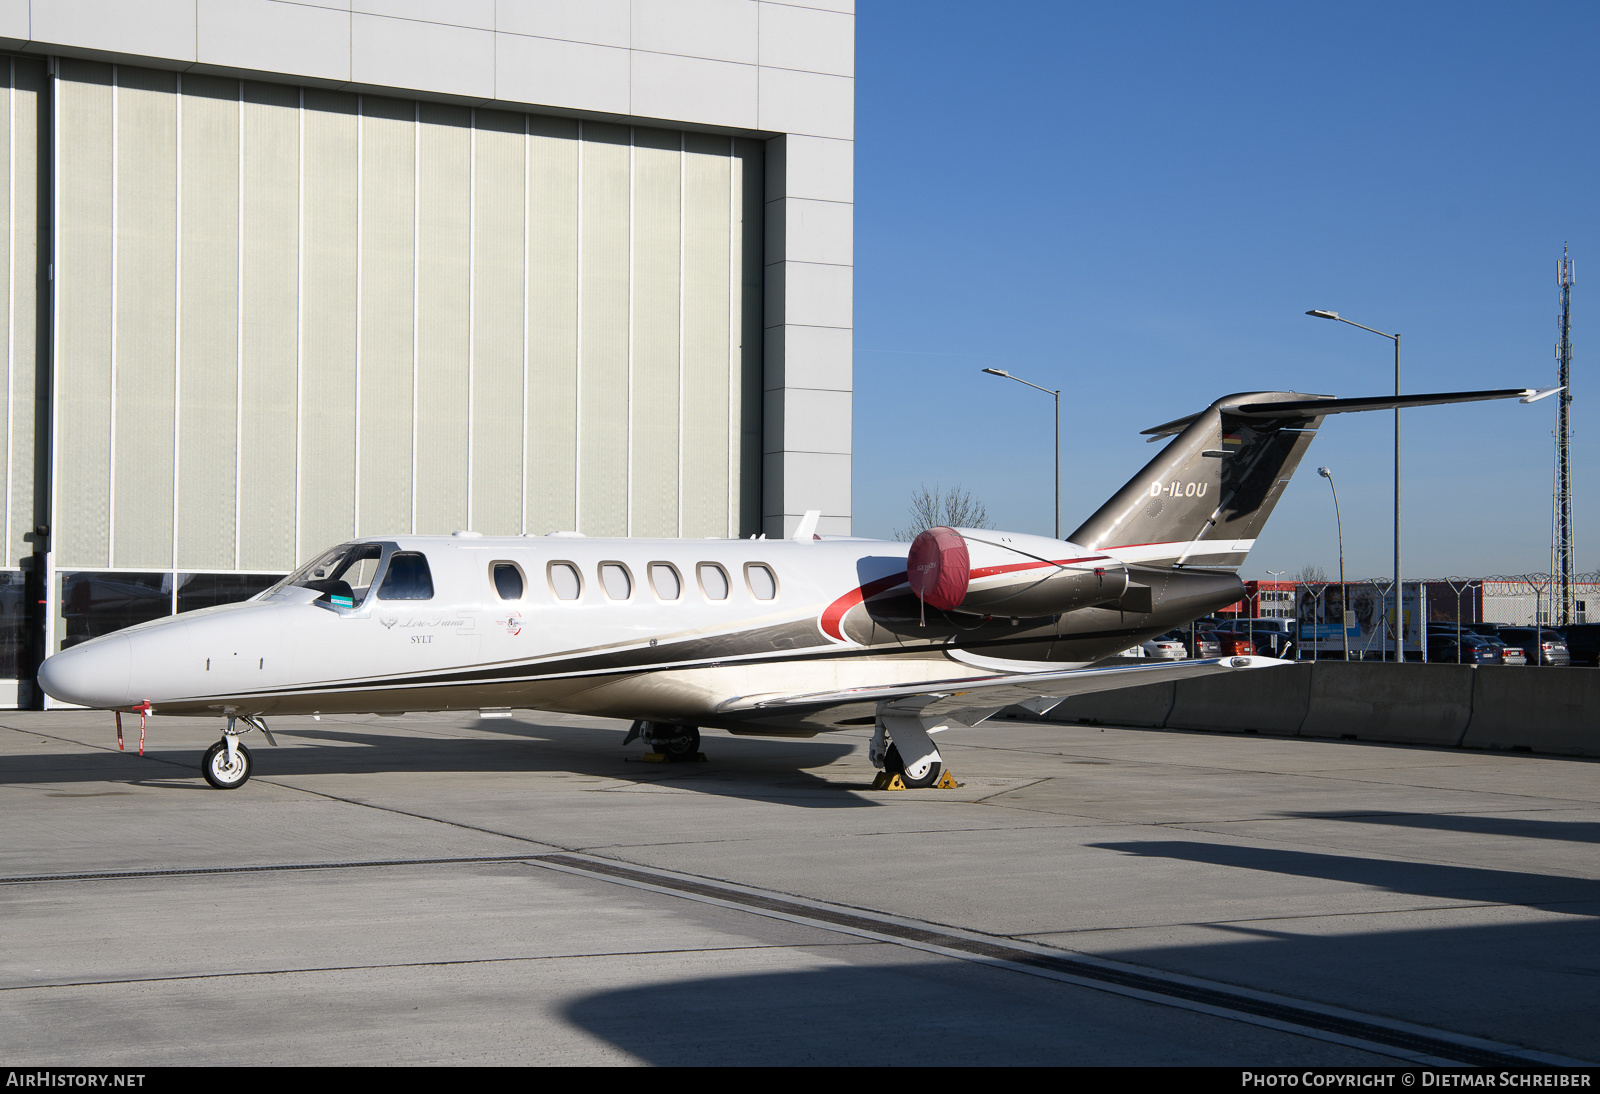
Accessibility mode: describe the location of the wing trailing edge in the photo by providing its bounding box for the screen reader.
[722,655,1290,727]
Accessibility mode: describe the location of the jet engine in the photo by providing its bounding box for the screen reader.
[908,526,1129,618]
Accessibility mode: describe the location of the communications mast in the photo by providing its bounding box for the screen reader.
[1555,246,1575,625]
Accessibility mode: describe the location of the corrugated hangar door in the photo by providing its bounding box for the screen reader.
[49,59,765,594]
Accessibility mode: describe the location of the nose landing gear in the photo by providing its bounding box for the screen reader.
[200,714,276,789]
[202,738,252,789]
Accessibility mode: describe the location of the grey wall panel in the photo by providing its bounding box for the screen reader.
[413,102,470,536]
[356,94,415,539]
[175,75,239,571]
[111,66,177,570]
[679,132,730,538]
[7,58,41,569]
[628,126,679,538]
[523,114,578,535]
[469,108,525,537]
[735,137,764,537]
[577,123,629,537]
[298,89,358,561]
[237,79,299,572]
[54,61,114,569]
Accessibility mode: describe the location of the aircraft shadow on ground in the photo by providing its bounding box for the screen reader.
[561,960,1236,1066]
[6,719,874,808]
[1089,839,1600,915]
[561,918,1600,1065]
[1277,810,1600,845]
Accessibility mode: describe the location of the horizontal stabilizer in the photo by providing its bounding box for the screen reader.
[1139,387,1549,439]
[1234,388,1545,419]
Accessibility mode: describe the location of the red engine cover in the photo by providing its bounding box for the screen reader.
[907,526,971,611]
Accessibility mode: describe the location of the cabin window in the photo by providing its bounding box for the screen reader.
[377,552,434,601]
[599,562,633,600]
[649,563,681,601]
[549,562,582,601]
[698,563,730,601]
[745,563,777,601]
[491,563,524,601]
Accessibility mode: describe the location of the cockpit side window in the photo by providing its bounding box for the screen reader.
[377,552,435,601]
[280,542,383,607]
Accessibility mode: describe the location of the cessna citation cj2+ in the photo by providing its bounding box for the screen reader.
[38,385,1555,789]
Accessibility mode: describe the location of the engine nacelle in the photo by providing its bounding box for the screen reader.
[908,526,1128,617]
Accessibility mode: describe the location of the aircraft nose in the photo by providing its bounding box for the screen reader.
[37,635,132,709]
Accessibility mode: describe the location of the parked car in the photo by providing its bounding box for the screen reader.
[1213,631,1255,656]
[1141,632,1189,660]
[1557,623,1600,666]
[1425,634,1503,665]
[1211,618,1294,658]
[1184,627,1222,659]
[1496,628,1571,667]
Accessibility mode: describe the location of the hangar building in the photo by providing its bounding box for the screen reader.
[0,1,855,706]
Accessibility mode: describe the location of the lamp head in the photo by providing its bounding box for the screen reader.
[1317,466,1332,478]
[1306,310,1340,320]
[981,368,1010,377]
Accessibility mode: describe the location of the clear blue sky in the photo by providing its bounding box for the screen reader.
[851,1,1599,581]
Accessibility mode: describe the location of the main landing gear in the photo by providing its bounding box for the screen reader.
[625,720,703,763]
[201,714,276,789]
[869,704,961,791]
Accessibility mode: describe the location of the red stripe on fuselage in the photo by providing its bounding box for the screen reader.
[820,571,909,641]
[817,555,1113,643]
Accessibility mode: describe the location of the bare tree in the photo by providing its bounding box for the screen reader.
[894,484,992,541]
[1295,564,1329,584]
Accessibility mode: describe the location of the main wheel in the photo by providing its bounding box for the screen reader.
[884,743,941,789]
[658,725,701,763]
[202,740,253,789]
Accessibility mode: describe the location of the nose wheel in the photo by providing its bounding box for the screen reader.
[202,739,253,789]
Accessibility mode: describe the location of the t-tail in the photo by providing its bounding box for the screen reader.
[1068,386,1554,572]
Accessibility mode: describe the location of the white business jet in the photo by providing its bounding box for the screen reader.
[38,385,1556,789]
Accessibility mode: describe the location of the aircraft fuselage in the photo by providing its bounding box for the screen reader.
[38,529,1244,734]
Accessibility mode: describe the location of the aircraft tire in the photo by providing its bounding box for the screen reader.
[202,740,253,789]
[884,743,941,789]
[660,725,701,762]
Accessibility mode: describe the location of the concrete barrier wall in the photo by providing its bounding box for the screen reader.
[1166,664,1312,735]
[1045,682,1174,729]
[1299,662,1476,747]
[1037,660,1596,758]
[1462,666,1600,756]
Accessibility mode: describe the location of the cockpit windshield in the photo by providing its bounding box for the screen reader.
[267,543,385,608]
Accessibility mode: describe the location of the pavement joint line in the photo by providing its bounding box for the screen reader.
[0,854,562,885]
[1006,900,1555,940]
[525,851,1593,1070]
[0,941,870,993]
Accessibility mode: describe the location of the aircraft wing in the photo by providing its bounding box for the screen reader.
[721,655,1290,728]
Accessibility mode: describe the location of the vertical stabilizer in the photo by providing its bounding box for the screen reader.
[1068,392,1325,570]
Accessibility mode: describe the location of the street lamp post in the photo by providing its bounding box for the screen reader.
[1307,310,1403,663]
[981,368,1061,539]
[1318,466,1350,662]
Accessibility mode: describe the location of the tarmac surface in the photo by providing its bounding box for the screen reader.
[2,708,1597,1066]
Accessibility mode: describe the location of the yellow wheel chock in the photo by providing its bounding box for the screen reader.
[870,768,963,791]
